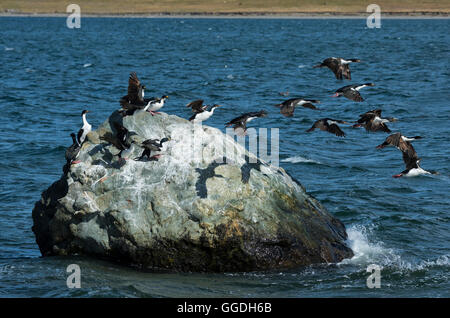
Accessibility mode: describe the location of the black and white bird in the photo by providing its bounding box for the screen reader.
[353,109,398,133]
[144,95,169,116]
[65,133,81,165]
[77,110,91,144]
[113,122,130,149]
[225,111,267,136]
[119,72,155,116]
[135,137,171,161]
[313,57,361,80]
[332,83,375,102]
[306,118,349,137]
[376,133,436,177]
[275,98,320,117]
[186,99,208,113]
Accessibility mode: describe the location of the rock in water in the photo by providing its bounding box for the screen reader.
[32,110,353,272]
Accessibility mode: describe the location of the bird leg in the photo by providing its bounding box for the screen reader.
[71,160,81,164]
[392,174,403,178]
[150,154,162,160]
[148,111,162,116]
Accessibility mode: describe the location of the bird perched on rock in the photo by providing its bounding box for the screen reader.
[313,57,361,80]
[65,133,81,165]
[113,122,130,149]
[353,109,398,133]
[77,110,91,144]
[135,137,171,161]
[332,83,375,102]
[275,98,320,117]
[306,118,349,137]
[225,111,267,136]
[187,99,222,123]
[119,72,155,116]
[145,95,169,116]
[376,133,436,177]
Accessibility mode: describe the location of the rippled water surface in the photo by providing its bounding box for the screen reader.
[0,17,449,297]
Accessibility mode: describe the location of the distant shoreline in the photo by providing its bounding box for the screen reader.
[0,11,449,19]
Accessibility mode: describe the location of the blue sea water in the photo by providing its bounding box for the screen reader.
[0,17,449,297]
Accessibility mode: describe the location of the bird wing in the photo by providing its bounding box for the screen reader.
[367,121,391,133]
[77,128,84,144]
[323,58,342,79]
[127,72,142,104]
[186,99,205,113]
[341,64,351,80]
[328,123,346,137]
[402,149,419,170]
[301,103,318,110]
[344,89,363,102]
[280,104,295,117]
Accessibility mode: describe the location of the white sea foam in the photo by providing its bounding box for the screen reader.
[5,47,14,51]
[282,156,320,164]
[340,224,450,272]
[83,63,92,68]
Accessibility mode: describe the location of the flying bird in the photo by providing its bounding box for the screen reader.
[306,118,349,137]
[275,98,320,117]
[376,133,436,177]
[313,57,361,80]
[332,83,375,102]
[225,111,267,136]
[353,109,398,133]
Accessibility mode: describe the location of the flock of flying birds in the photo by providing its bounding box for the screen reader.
[65,57,437,178]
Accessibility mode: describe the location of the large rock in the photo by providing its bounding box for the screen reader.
[32,110,353,272]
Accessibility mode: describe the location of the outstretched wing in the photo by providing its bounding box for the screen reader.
[280,104,295,117]
[344,89,363,102]
[402,149,419,170]
[341,64,351,80]
[301,102,318,110]
[323,58,342,79]
[186,99,205,113]
[127,72,142,104]
[328,124,346,137]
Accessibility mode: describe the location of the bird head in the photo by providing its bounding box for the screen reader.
[162,95,169,99]
[161,137,171,144]
[81,110,90,115]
